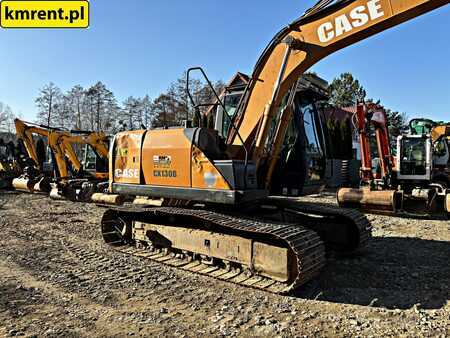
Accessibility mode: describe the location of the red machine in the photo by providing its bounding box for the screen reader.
[355,102,395,187]
[338,102,403,213]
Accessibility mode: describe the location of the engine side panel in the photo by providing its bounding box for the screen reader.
[111,128,233,199]
[141,129,193,188]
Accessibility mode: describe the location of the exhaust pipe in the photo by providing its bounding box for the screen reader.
[91,193,125,206]
[337,188,403,213]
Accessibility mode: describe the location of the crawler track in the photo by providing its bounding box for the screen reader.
[102,206,327,294]
[270,200,372,252]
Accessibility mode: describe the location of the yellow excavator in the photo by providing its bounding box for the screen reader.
[13,119,109,201]
[13,119,59,193]
[48,131,109,201]
[94,0,449,293]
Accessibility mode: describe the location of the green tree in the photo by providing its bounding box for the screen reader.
[386,108,408,138]
[366,98,408,147]
[329,72,366,108]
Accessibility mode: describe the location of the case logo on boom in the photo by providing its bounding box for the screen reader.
[317,0,385,43]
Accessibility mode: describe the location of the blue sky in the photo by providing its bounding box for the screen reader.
[0,0,449,122]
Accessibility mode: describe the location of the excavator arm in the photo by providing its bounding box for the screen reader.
[55,132,109,179]
[14,119,50,167]
[231,0,448,185]
[354,102,394,185]
[14,119,80,179]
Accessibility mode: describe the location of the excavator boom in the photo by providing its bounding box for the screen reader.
[231,0,448,185]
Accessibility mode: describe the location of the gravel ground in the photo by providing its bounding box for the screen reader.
[0,191,448,337]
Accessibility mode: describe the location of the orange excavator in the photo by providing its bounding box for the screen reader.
[94,0,449,293]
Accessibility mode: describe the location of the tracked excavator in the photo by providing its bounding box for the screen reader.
[13,119,58,193]
[48,131,109,202]
[338,104,450,216]
[0,139,21,189]
[95,0,449,293]
[13,119,109,201]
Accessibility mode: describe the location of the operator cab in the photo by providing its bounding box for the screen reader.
[83,143,109,177]
[397,125,450,187]
[397,134,432,182]
[210,73,329,196]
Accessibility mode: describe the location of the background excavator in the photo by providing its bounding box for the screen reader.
[13,119,109,201]
[337,103,450,216]
[0,138,22,189]
[13,119,58,193]
[48,130,110,201]
[94,0,449,293]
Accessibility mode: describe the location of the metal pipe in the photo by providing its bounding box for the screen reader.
[91,193,125,206]
[337,188,403,213]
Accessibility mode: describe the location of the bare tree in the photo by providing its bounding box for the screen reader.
[31,72,225,133]
[85,82,118,132]
[0,102,15,133]
[152,94,177,128]
[122,96,144,130]
[142,95,155,128]
[35,82,62,127]
[65,85,86,130]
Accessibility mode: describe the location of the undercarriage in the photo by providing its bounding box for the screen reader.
[101,199,371,294]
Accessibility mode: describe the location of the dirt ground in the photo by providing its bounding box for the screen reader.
[0,191,448,337]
